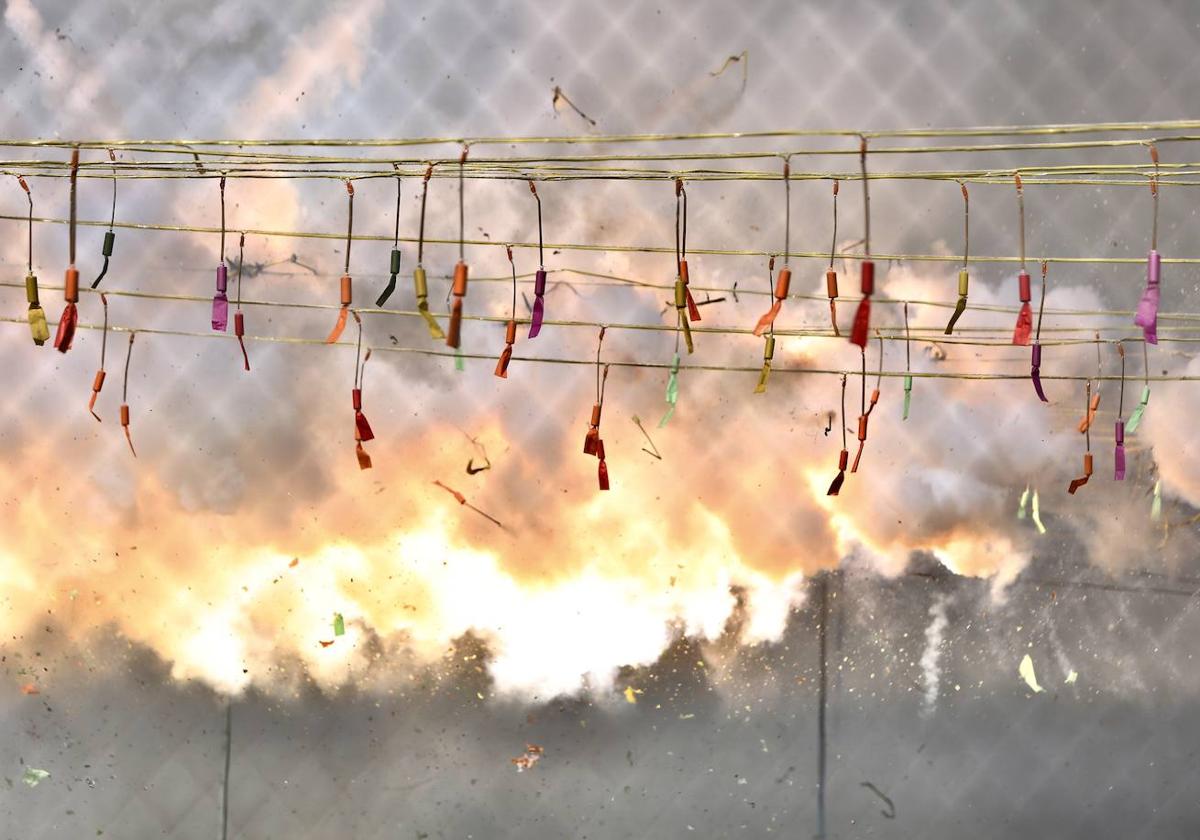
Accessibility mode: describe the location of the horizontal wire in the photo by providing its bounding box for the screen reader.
[9,259,1200,325]
[2,211,1195,267]
[5,158,1200,186]
[3,316,1198,381]
[7,279,1200,348]
[5,119,1200,150]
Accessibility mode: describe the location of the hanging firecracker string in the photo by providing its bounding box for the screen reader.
[15,175,49,346]
[53,146,80,354]
[495,245,518,378]
[233,232,250,371]
[902,302,913,420]
[325,179,354,343]
[1030,260,1050,402]
[1067,380,1093,495]
[944,181,970,335]
[351,310,374,470]
[826,180,840,336]
[446,144,471,349]
[375,165,402,307]
[1011,174,1034,346]
[671,191,695,354]
[676,178,700,322]
[850,331,884,473]
[826,373,849,496]
[596,363,611,491]
[1134,144,1161,345]
[582,327,612,490]
[754,255,777,394]
[212,175,229,332]
[120,330,137,457]
[412,163,445,339]
[753,158,791,337]
[88,292,109,420]
[1077,333,1102,433]
[1115,341,1127,481]
[1126,341,1151,433]
[849,138,874,348]
[527,179,548,338]
[90,149,118,289]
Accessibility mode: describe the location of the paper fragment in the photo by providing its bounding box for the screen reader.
[22,768,49,787]
[1019,654,1044,693]
[1065,670,1078,685]
[511,743,544,772]
[333,613,345,636]
[1031,490,1046,535]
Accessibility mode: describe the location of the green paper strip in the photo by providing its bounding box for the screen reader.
[1017,486,1029,520]
[1031,490,1046,534]
[454,346,465,371]
[1125,385,1151,434]
[902,375,913,420]
[1151,480,1162,520]
[333,613,345,636]
[22,768,49,787]
[659,353,680,428]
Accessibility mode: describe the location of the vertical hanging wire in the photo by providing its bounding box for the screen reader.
[91,149,118,288]
[828,179,838,270]
[860,138,869,258]
[417,163,433,267]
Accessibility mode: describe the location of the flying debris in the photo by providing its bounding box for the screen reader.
[860,781,896,819]
[709,50,749,91]
[1019,654,1044,693]
[551,85,597,126]
[511,744,544,772]
[22,768,50,787]
[432,480,506,530]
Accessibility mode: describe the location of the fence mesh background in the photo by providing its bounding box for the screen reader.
[3,0,1200,838]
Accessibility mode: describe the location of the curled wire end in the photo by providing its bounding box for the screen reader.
[356,441,373,471]
[120,405,137,458]
[495,344,513,379]
[1126,386,1150,434]
[28,305,49,346]
[326,306,349,344]
[91,256,110,290]
[1067,453,1093,495]
[679,315,694,355]
[849,298,871,348]
[376,274,398,307]
[1031,344,1048,402]
[944,296,967,335]
[446,299,464,348]
[754,362,771,394]
[1114,420,1126,481]
[54,303,78,354]
[234,312,250,372]
[1078,393,1100,434]
[418,306,445,340]
[752,301,782,337]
